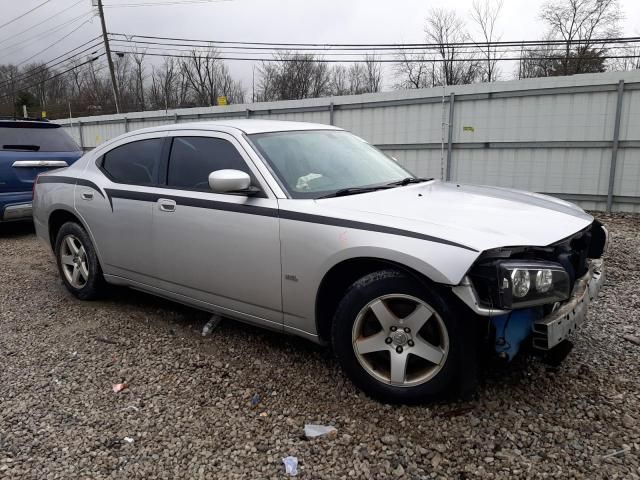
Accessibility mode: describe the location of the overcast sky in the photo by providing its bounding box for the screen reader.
[2,0,639,92]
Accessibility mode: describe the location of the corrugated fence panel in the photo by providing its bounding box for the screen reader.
[452,148,611,194]
[614,149,640,197]
[620,89,640,141]
[382,149,445,179]
[56,70,640,212]
[453,92,618,143]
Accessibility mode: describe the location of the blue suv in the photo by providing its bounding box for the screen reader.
[0,118,82,222]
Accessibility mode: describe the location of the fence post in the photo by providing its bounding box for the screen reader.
[606,80,624,213]
[77,121,84,150]
[123,116,129,133]
[445,93,455,181]
[329,102,335,126]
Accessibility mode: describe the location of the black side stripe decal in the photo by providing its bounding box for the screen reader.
[37,175,105,199]
[105,188,477,252]
[39,179,477,252]
[278,210,477,252]
[104,189,279,218]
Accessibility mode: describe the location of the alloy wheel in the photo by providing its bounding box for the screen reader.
[60,234,89,289]
[351,294,449,387]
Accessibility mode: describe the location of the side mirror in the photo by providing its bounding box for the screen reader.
[208,169,253,194]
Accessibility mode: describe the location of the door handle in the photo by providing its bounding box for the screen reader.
[158,198,176,212]
[81,192,93,200]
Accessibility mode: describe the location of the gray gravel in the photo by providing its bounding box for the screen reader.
[1,214,639,479]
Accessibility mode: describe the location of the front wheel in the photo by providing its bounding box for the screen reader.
[54,222,106,300]
[332,269,469,404]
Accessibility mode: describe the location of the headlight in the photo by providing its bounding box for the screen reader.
[511,269,530,297]
[535,269,553,293]
[499,261,570,309]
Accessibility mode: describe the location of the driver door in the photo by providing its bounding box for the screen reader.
[151,131,283,329]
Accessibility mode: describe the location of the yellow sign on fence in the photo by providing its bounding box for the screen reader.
[216,96,228,106]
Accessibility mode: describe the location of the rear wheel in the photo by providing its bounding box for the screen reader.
[54,222,105,300]
[332,269,468,404]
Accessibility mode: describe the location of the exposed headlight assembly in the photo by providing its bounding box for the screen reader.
[499,261,570,308]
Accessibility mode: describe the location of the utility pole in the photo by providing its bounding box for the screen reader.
[96,0,120,113]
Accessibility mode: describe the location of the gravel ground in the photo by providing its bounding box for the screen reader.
[1,214,639,479]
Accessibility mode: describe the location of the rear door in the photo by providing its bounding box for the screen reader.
[0,122,82,195]
[75,133,168,285]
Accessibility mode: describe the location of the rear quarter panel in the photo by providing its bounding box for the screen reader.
[33,177,77,248]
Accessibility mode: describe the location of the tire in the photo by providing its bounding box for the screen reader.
[54,221,106,300]
[331,269,471,404]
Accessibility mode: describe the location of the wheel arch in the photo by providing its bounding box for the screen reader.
[315,257,443,343]
[48,208,86,250]
[47,209,105,273]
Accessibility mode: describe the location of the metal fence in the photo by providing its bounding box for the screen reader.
[55,70,640,212]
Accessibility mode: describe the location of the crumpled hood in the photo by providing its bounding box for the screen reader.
[316,181,593,253]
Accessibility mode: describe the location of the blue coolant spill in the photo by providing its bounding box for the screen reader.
[491,308,543,361]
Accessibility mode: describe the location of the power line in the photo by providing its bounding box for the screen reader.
[0,0,87,47]
[109,36,640,58]
[0,10,94,54]
[15,17,95,68]
[109,40,558,58]
[0,0,51,31]
[110,49,640,64]
[109,32,640,49]
[0,38,103,89]
[0,54,105,103]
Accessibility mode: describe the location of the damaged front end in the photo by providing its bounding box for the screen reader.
[453,220,608,362]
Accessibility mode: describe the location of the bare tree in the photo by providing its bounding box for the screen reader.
[470,0,504,82]
[364,55,383,92]
[330,65,349,95]
[518,40,558,79]
[131,51,146,111]
[540,0,622,75]
[394,50,434,89]
[181,48,245,105]
[149,57,179,110]
[608,44,640,71]
[257,53,331,101]
[426,8,481,86]
[396,8,480,89]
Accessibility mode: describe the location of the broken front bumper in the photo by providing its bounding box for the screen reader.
[531,258,605,350]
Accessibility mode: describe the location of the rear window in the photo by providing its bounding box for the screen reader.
[0,123,80,152]
[101,138,164,185]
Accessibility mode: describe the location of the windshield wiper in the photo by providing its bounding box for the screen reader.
[386,177,433,186]
[317,185,394,199]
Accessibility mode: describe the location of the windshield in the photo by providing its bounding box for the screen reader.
[249,130,415,199]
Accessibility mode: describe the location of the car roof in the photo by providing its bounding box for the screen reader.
[131,119,343,136]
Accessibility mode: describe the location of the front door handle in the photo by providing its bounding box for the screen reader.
[81,192,93,200]
[158,198,176,212]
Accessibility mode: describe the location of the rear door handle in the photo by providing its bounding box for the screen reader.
[81,192,93,200]
[158,198,176,212]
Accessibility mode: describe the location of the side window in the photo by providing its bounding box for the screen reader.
[167,137,252,191]
[101,138,164,185]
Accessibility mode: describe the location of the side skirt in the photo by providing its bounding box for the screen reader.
[104,274,285,335]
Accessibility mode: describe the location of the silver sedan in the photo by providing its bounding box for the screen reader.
[33,120,606,403]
